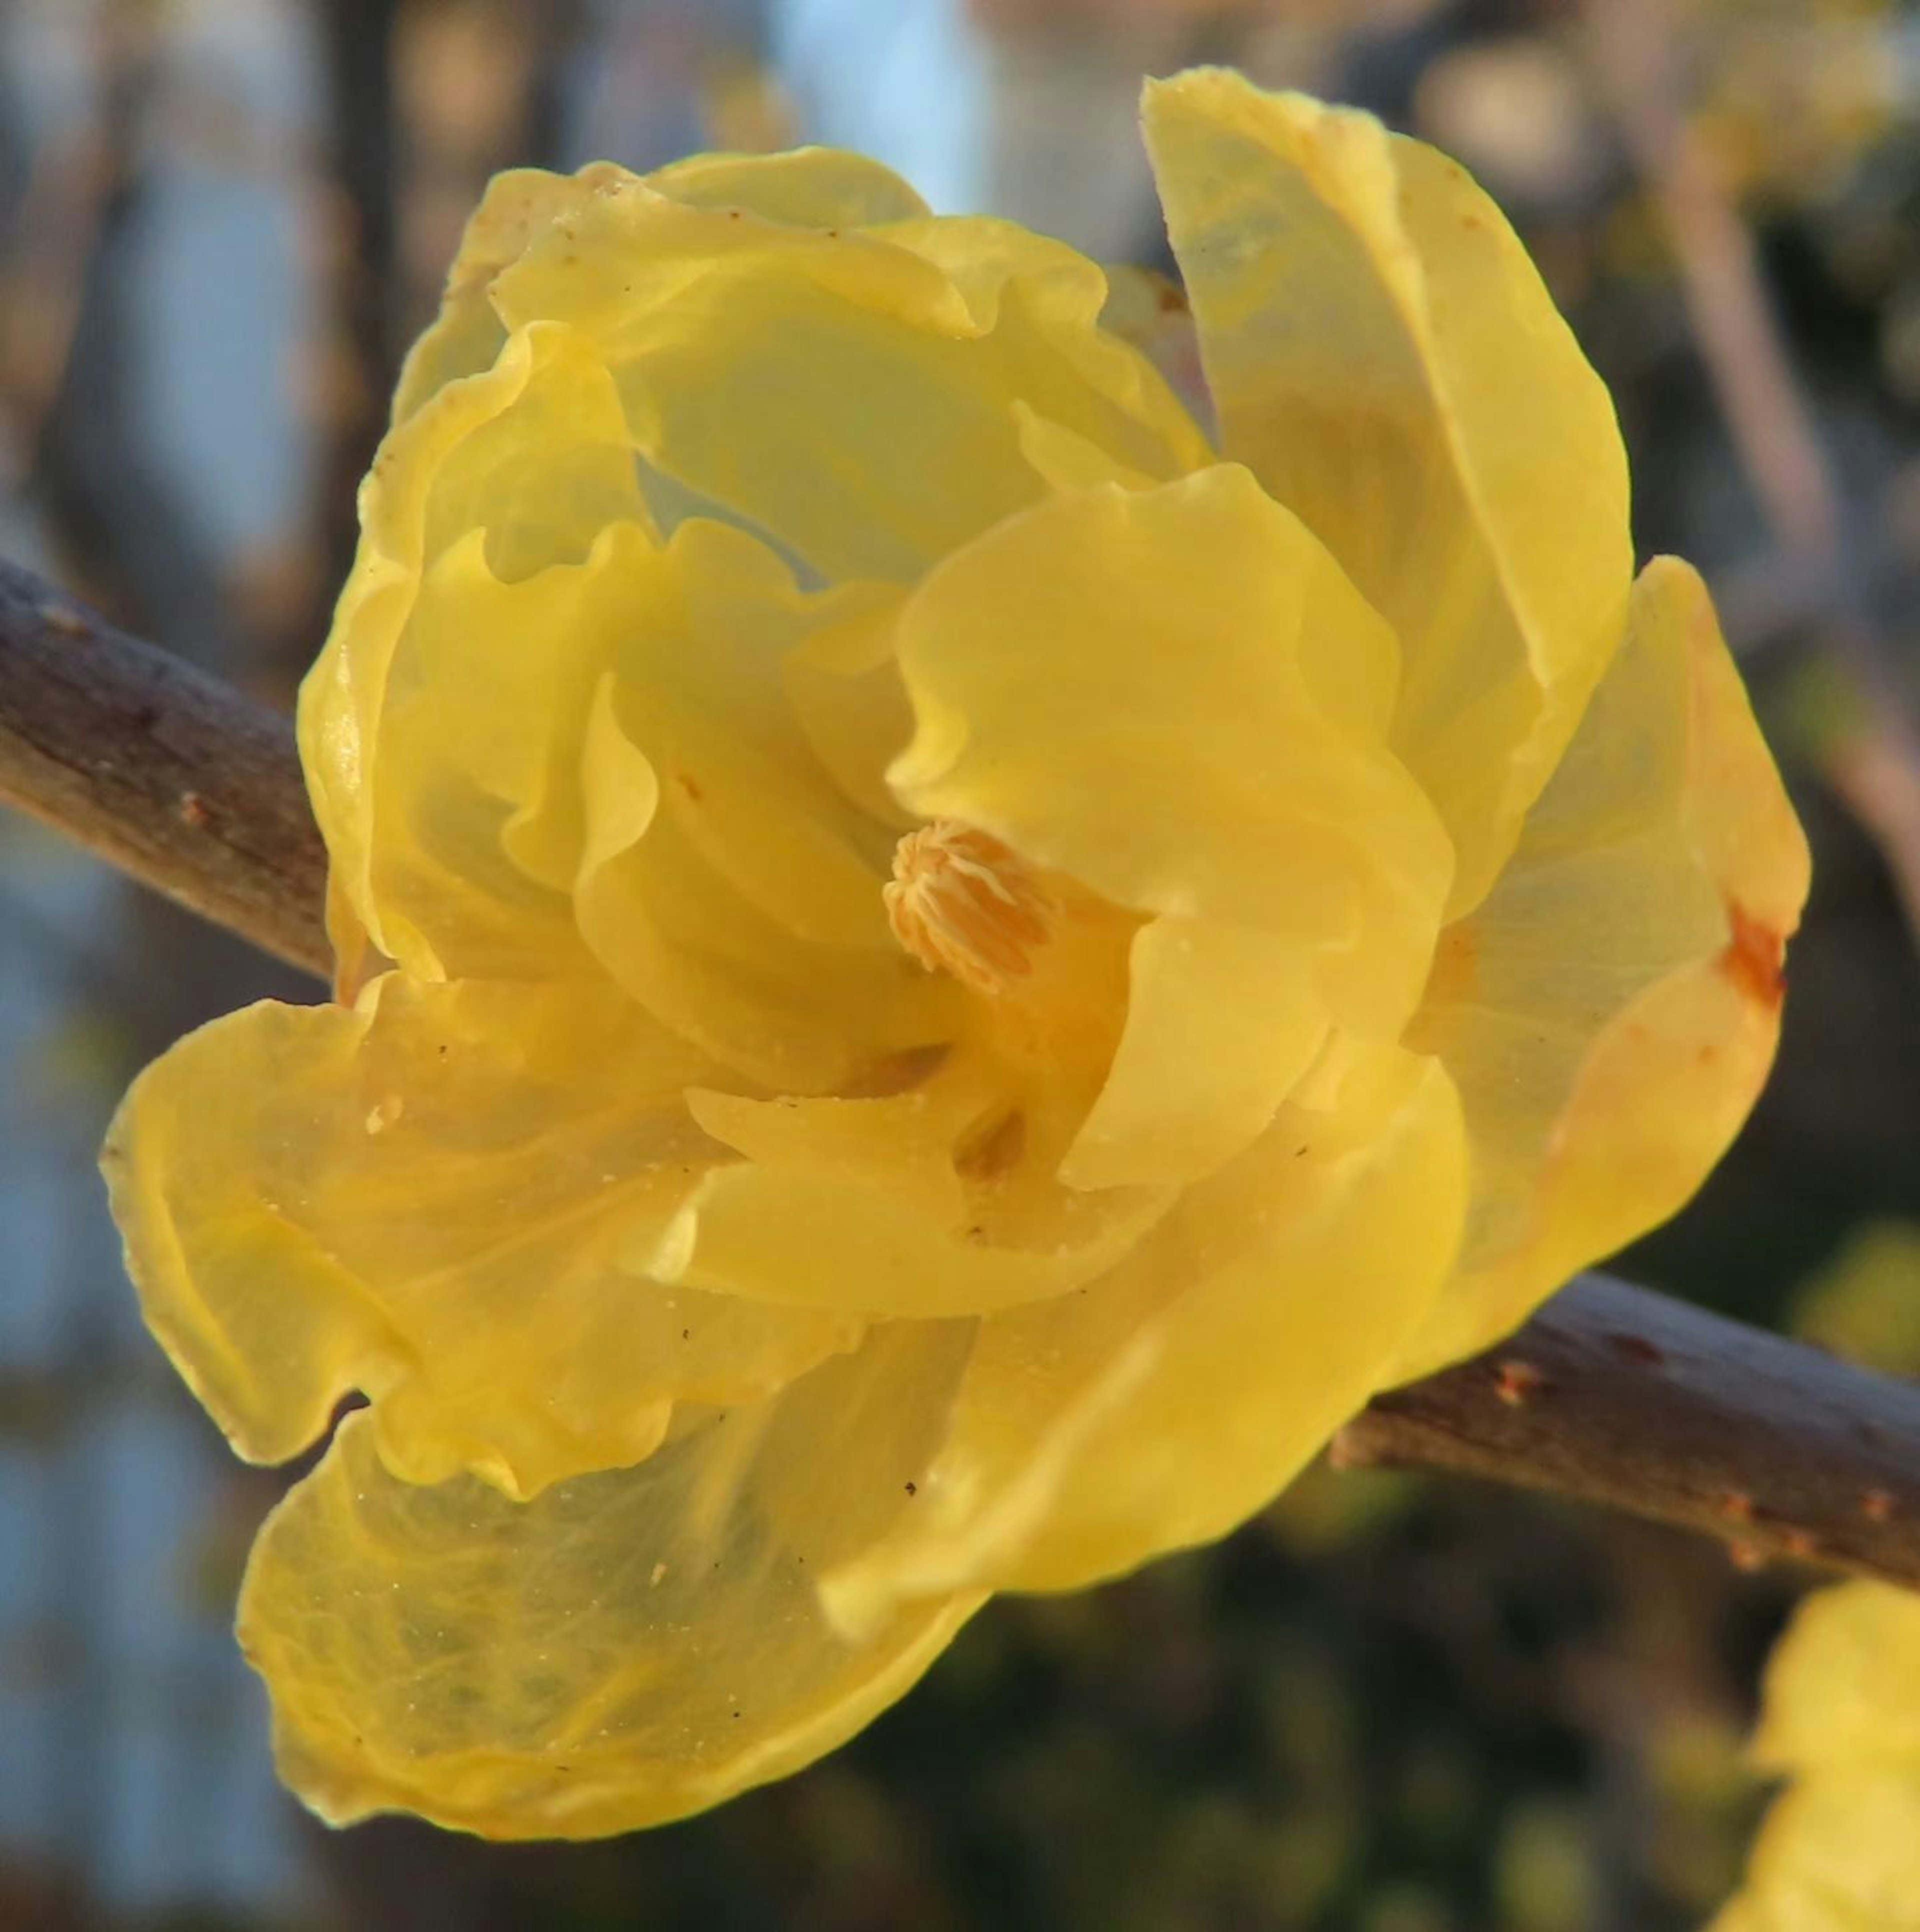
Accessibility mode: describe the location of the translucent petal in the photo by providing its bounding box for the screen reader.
[1097,263,1211,434]
[240,1352,984,1837]
[1711,1776,1920,1932]
[888,467,1451,1182]
[102,976,858,1500]
[1751,1582,1920,1776]
[654,1062,1178,1320]
[782,584,920,833]
[1012,403,1156,494]
[486,178,1202,582]
[821,1046,1466,1630]
[390,166,633,422]
[1061,918,1328,1190]
[889,468,1442,963]
[872,215,1212,482]
[298,322,655,977]
[575,672,956,1094]
[1394,559,1810,1378]
[391,148,926,428]
[612,520,901,951]
[646,146,931,226]
[1143,70,1632,914]
[658,1157,1172,1321]
[1710,1584,1920,1930]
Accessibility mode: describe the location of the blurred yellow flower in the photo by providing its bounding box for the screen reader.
[1714,1581,1920,1930]
[102,68,1808,1838]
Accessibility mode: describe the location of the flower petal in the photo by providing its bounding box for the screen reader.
[390,166,634,422]
[888,466,1452,1180]
[611,520,902,950]
[1394,558,1810,1378]
[820,1045,1466,1630]
[1712,1582,1920,1930]
[1142,70,1632,914]
[299,322,655,978]
[872,215,1212,482]
[654,1066,1178,1320]
[102,976,859,1500]
[646,147,931,226]
[1751,1582,1920,1776]
[391,148,928,428]
[240,1346,984,1837]
[1711,1774,1920,1932]
[486,178,1200,582]
[782,584,920,833]
[889,468,1444,980]
[1060,918,1328,1190]
[575,669,956,1094]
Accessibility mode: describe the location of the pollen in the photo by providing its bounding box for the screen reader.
[884,821,1053,996]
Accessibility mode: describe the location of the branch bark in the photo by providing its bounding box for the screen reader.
[0,557,328,977]
[6,552,1920,1590]
[1334,1275,1920,1588]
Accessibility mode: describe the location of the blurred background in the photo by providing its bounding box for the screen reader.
[4,0,1920,1926]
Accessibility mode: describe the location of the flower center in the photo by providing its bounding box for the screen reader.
[884,821,1053,996]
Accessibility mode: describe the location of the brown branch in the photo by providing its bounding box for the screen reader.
[1335,1275,1920,1589]
[0,556,328,978]
[6,552,1920,1589]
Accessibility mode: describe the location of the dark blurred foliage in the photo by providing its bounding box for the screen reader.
[4,2,1920,1928]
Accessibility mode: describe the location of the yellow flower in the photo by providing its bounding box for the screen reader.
[102,69,1808,1838]
[1714,1582,1920,1930]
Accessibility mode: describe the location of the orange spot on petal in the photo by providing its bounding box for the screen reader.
[1721,902,1786,1010]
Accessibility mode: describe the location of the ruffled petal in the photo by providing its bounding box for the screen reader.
[610,520,902,950]
[1060,918,1326,1191]
[240,1347,984,1837]
[102,976,860,1500]
[390,166,634,422]
[820,1045,1466,1632]
[872,216,1212,482]
[650,1066,1178,1320]
[888,466,1452,1184]
[1143,70,1632,914]
[658,1149,1172,1322]
[646,146,931,226]
[390,149,928,426]
[298,322,656,977]
[486,176,1201,582]
[782,584,920,833]
[575,666,956,1094]
[1394,558,1810,1379]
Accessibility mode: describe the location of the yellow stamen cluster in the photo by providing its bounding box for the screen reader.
[884,821,1054,996]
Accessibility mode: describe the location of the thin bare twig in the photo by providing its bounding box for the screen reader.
[4,550,1920,1588]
